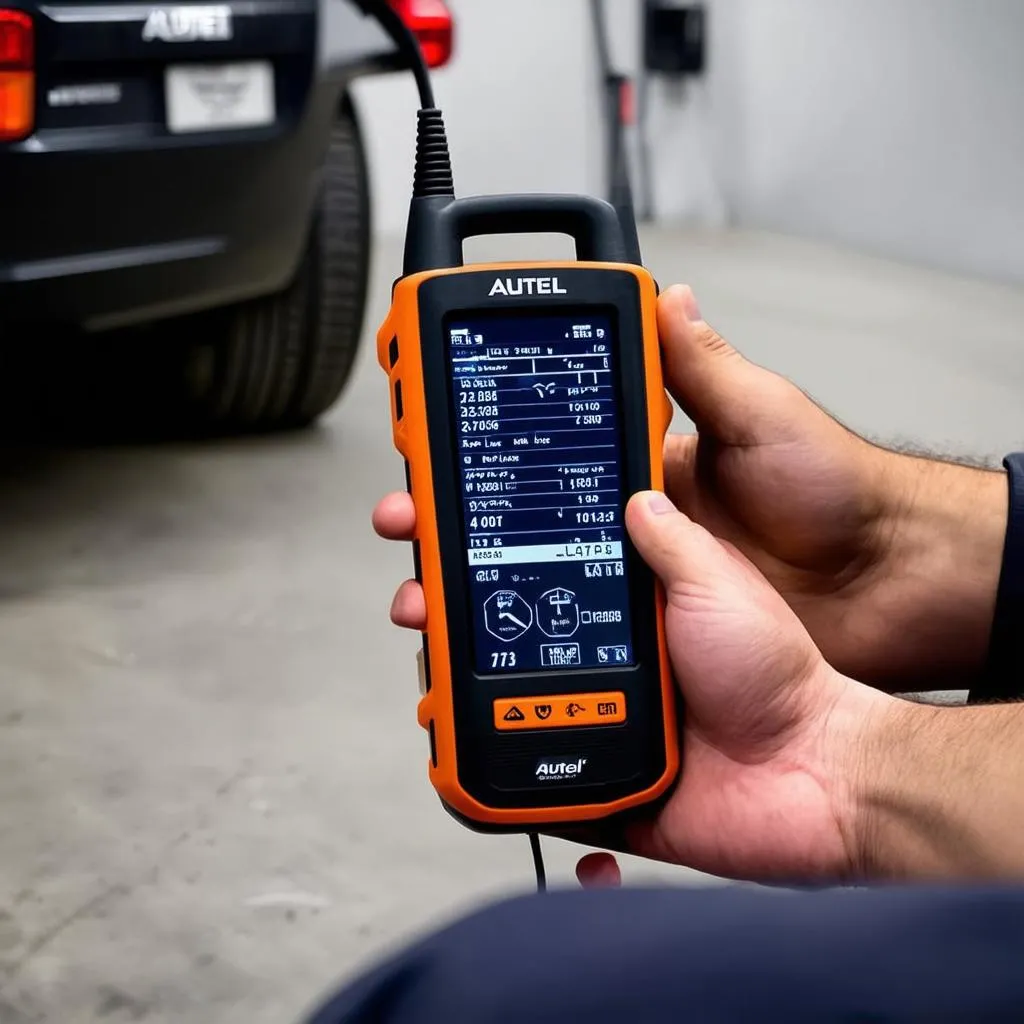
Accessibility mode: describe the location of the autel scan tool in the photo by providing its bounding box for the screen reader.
[364,2,679,868]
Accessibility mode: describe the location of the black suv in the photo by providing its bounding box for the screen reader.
[0,0,453,431]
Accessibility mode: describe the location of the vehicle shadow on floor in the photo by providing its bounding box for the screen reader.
[0,330,342,599]
[0,327,223,445]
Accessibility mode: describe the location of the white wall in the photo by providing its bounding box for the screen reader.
[601,0,728,229]
[351,0,604,239]
[353,0,1024,283]
[710,0,1024,284]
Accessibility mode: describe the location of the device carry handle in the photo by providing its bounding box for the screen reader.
[403,193,631,274]
[448,194,629,262]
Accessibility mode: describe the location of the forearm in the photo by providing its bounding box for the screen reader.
[850,697,1024,879]
[865,451,1006,689]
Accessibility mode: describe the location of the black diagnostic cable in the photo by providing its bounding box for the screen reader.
[356,0,435,109]
[353,0,453,205]
[352,0,548,894]
[529,832,547,892]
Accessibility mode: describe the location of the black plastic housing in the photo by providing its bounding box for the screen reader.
[416,266,671,820]
[404,193,637,276]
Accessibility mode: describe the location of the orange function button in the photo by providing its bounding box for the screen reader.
[493,692,627,731]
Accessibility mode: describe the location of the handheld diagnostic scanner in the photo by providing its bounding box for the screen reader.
[367,1,679,833]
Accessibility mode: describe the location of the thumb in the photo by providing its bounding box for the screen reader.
[625,489,825,726]
[658,285,793,445]
[625,489,745,599]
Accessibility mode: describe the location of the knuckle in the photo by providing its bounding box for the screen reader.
[697,324,736,359]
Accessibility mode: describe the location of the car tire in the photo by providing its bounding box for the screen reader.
[179,98,371,432]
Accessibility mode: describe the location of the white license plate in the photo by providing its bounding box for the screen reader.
[165,61,274,134]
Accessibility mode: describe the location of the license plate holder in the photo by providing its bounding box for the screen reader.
[165,61,275,134]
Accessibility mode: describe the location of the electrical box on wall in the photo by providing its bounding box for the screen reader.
[643,1,706,76]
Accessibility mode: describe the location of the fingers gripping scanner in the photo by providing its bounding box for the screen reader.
[365,1,678,835]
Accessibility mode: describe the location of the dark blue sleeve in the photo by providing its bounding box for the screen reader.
[305,885,1024,1022]
[972,451,1024,702]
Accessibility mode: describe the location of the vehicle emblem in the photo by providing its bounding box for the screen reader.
[142,5,232,42]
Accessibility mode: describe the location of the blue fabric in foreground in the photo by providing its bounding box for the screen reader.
[306,884,1024,1022]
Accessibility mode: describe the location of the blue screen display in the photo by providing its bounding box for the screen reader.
[447,311,636,675]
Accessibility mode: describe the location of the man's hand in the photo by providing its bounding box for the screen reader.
[380,484,1024,884]
[651,287,1006,691]
[582,491,1024,885]
[585,491,894,881]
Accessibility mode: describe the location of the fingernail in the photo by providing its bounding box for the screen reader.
[681,288,702,322]
[646,491,676,515]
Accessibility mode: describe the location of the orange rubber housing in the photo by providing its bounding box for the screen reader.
[377,260,678,828]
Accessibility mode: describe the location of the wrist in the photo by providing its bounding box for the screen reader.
[843,696,1024,880]
[835,689,919,880]
[826,682,970,881]
[861,448,1006,688]
[816,673,900,879]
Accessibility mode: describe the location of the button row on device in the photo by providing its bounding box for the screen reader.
[493,692,627,731]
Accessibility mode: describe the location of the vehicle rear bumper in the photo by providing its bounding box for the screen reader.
[0,115,332,329]
[0,231,287,331]
[0,0,339,329]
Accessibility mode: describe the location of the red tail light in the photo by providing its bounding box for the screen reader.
[0,9,32,141]
[388,0,453,69]
[0,8,31,66]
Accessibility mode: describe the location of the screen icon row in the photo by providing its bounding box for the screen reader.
[483,588,582,641]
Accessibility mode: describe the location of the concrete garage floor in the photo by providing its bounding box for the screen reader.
[1,226,1023,1023]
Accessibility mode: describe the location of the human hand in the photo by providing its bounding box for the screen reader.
[378,481,1024,886]
[575,490,1024,888]
[572,489,895,882]
[640,287,1004,691]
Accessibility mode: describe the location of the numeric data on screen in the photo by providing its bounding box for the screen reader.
[447,312,636,675]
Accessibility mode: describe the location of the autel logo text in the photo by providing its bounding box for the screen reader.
[535,757,587,781]
[489,276,567,298]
